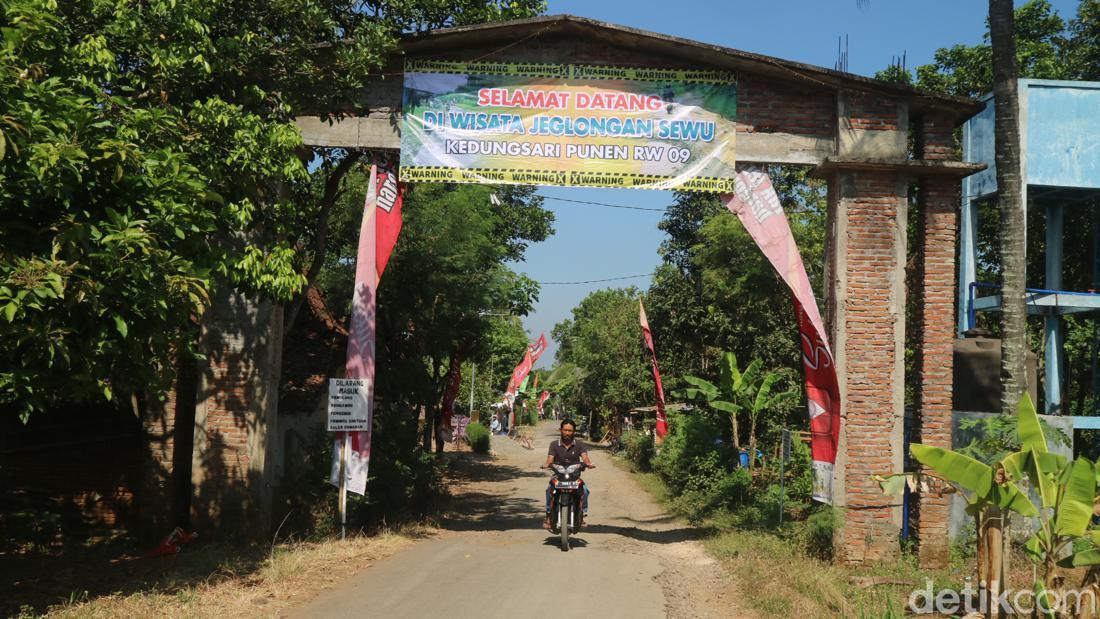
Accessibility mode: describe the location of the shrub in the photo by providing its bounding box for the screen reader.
[622,430,654,471]
[467,422,490,454]
[797,506,836,561]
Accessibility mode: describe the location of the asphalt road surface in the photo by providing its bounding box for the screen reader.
[289,421,742,618]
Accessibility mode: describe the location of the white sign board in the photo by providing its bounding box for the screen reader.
[327,378,371,431]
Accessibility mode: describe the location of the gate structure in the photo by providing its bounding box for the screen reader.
[158,15,984,566]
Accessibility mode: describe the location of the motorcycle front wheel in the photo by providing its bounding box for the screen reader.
[559,502,570,550]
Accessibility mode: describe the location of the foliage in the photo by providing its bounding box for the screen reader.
[621,429,655,472]
[879,395,1100,611]
[677,350,797,469]
[551,287,651,427]
[311,175,552,449]
[466,422,490,455]
[0,0,546,420]
[644,166,826,384]
[956,412,1071,464]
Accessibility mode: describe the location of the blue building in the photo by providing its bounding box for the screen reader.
[960,79,1100,414]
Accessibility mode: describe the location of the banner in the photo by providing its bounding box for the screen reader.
[529,332,548,362]
[329,162,405,495]
[402,60,737,193]
[374,158,405,279]
[329,165,381,495]
[722,165,840,504]
[537,390,550,414]
[638,300,669,439]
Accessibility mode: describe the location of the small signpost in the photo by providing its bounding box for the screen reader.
[779,428,791,525]
[328,378,371,539]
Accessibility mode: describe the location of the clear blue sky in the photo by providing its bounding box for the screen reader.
[510,0,1083,368]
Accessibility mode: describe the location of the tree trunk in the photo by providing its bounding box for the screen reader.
[978,506,1007,617]
[990,0,1028,416]
[730,413,741,451]
[748,425,757,471]
[283,151,362,335]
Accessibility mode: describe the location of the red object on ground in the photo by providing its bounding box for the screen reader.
[143,527,198,558]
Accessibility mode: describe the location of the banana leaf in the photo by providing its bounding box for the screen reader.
[910,444,992,496]
[1054,457,1097,538]
[1017,393,1047,454]
[1060,548,1100,568]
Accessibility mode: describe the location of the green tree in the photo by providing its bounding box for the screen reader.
[0,0,546,421]
[552,288,651,436]
[311,176,551,452]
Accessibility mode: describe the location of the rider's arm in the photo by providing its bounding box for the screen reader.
[581,452,595,468]
[542,454,554,469]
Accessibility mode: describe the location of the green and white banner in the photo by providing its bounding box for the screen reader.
[401,60,738,193]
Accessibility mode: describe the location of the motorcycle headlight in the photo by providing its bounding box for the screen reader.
[565,463,582,475]
[551,464,567,474]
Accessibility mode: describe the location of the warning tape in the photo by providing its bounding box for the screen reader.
[404,59,736,85]
[401,166,736,193]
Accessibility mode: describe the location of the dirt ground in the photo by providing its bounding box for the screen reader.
[288,420,746,618]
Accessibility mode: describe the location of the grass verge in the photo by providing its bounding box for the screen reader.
[31,525,431,618]
[614,457,961,618]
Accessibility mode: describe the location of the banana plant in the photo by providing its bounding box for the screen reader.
[877,395,1100,617]
[678,351,762,450]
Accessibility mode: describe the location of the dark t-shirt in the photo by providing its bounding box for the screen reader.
[547,439,588,466]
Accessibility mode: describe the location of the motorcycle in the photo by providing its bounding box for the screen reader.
[548,462,586,550]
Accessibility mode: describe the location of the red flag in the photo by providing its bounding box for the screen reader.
[529,333,548,362]
[505,349,533,403]
[638,300,668,440]
[374,159,404,280]
[533,373,539,391]
[722,165,840,504]
[537,390,550,414]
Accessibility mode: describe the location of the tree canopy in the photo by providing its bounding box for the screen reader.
[0,0,544,420]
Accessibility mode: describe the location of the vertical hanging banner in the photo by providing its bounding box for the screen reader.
[722,165,840,504]
[537,390,551,415]
[401,60,737,192]
[329,162,406,496]
[638,300,669,440]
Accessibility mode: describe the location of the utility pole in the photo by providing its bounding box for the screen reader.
[468,363,476,414]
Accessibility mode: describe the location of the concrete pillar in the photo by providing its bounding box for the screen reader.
[1045,203,1064,413]
[913,177,958,568]
[829,169,907,565]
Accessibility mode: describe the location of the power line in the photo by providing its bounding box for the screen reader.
[540,195,667,212]
[538,272,655,285]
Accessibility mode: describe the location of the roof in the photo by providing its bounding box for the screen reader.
[401,14,983,122]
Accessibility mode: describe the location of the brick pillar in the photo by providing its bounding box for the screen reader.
[830,170,907,565]
[913,114,959,568]
[190,287,283,534]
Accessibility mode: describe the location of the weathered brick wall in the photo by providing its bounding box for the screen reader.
[834,171,907,565]
[845,91,902,131]
[911,114,959,567]
[736,74,834,138]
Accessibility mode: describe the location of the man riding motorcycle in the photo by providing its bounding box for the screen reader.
[541,418,595,529]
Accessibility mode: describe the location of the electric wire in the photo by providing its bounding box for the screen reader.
[537,272,656,285]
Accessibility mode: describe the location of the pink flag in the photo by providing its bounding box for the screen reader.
[330,165,381,495]
[722,165,839,504]
[638,300,669,440]
[537,390,550,414]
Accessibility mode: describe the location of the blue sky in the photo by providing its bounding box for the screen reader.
[511,0,1084,367]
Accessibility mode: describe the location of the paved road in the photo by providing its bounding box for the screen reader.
[290,422,741,618]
